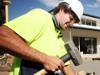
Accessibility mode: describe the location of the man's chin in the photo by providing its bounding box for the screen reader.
[60,26,67,31]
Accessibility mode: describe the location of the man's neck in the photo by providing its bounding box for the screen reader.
[53,14,60,29]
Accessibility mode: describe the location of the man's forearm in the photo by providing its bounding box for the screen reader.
[0,25,47,64]
[0,25,65,72]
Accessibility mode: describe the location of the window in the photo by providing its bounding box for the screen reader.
[81,18,96,26]
[73,37,97,54]
[81,18,85,24]
[86,19,91,25]
[92,20,96,26]
[86,72,95,75]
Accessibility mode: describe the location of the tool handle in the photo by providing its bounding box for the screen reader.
[60,54,70,63]
[34,69,47,75]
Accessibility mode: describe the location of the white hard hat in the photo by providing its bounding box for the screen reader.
[59,0,84,21]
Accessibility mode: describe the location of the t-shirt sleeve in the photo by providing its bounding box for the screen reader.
[4,9,48,43]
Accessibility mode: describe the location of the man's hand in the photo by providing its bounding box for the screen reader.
[43,56,64,72]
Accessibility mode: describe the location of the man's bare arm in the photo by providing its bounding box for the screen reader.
[0,25,47,63]
[0,25,64,72]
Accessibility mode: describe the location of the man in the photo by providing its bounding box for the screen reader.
[0,0,84,75]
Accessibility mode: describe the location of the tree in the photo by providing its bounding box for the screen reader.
[0,0,5,25]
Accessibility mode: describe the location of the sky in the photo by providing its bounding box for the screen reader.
[8,0,100,20]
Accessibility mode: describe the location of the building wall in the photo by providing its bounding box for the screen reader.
[62,14,100,75]
[97,19,100,26]
[97,37,100,54]
[62,29,100,75]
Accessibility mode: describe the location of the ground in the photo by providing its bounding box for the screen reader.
[0,54,13,75]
